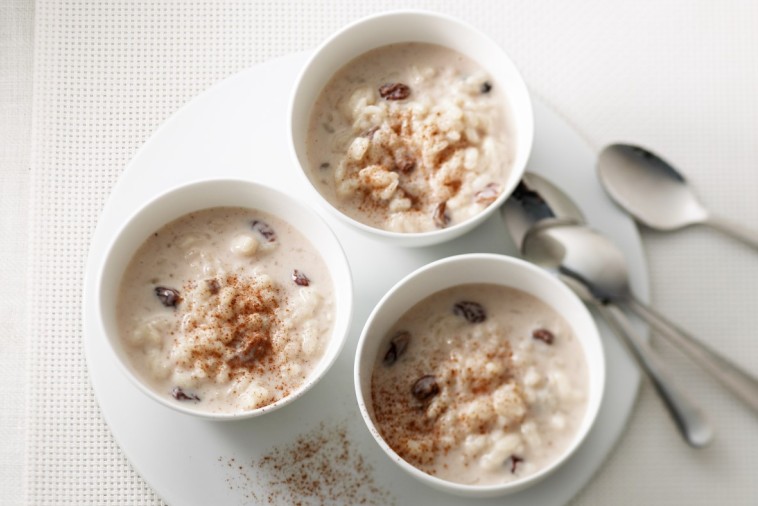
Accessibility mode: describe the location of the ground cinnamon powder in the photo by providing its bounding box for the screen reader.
[371,335,516,474]
[221,421,394,505]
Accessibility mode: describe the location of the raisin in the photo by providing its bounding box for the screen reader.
[233,335,272,365]
[319,162,331,170]
[474,183,501,205]
[251,220,276,242]
[412,375,440,402]
[171,386,200,402]
[532,328,555,345]
[394,155,416,174]
[433,201,451,228]
[383,331,411,366]
[292,269,310,287]
[379,82,411,100]
[509,455,524,473]
[155,286,180,307]
[453,301,486,323]
[481,81,492,94]
[206,279,220,295]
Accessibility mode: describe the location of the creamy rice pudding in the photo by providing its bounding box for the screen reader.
[307,43,513,233]
[117,207,334,414]
[371,284,588,485]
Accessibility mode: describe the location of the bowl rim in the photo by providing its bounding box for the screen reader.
[353,252,605,495]
[94,177,354,421]
[287,9,534,246]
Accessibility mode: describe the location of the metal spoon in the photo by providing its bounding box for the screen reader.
[503,174,586,247]
[597,143,758,250]
[504,172,758,416]
[512,217,713,447]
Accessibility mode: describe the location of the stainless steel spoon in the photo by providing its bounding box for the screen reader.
[511,217,713,447]
[597,143,758,250]
[502,173,586,247]
[505,172,758,417]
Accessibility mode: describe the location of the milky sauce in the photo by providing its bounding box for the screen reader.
[371,284,588,485]
[307,43,513,233]
[117,207,334,414]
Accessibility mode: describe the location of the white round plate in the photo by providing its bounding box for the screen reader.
[83,52,647,505]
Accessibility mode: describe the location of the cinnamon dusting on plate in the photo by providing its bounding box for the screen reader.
[220,421,394,505]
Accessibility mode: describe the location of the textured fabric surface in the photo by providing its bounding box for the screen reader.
[25,1,758,504]
[1,0,33,504]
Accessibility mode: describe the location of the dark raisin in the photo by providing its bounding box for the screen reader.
[292,269,310,286]
[251,220,276,242]
[319,162,331,170]
[171,386,200,402]
[379,82,411,100]
[532,328,555,345]
[509,455,524,473]
[233,335,272,365]
[206,279,220,295]
[155,286,180,307]
[433,201,450,228]
[474,182,501,204]
[453,301,487,323]
[394,155,416,174]
[383,331,411,366]
[412,375,440,402]
[480,81,492,94]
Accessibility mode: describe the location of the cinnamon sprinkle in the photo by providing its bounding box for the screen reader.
[182,274,279,377]
[220,421,394,505]
[345,108,473,222]
[176,272,299,409]
[371,335,516,473]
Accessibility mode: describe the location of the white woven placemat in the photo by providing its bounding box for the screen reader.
[28,1,758,504]
[1,1,33,504]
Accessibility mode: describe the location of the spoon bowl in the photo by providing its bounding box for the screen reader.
[597,144,708,230]
[502,172,586,251]
[523,223,631,303]
[598,143,758,249]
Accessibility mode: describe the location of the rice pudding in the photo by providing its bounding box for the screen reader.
[307,43,514,233]
[371,284,589,485]
[116,207,334,414]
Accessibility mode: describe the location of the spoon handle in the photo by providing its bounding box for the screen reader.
[627,296,758,415]
[595,303,714,448]
[706,214,758,251]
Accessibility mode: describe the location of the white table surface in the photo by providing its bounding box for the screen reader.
[3,1,758,504]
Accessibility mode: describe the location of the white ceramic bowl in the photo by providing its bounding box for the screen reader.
[354,254,604,497]
[95,179,353,420]
[289,10,534,247]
